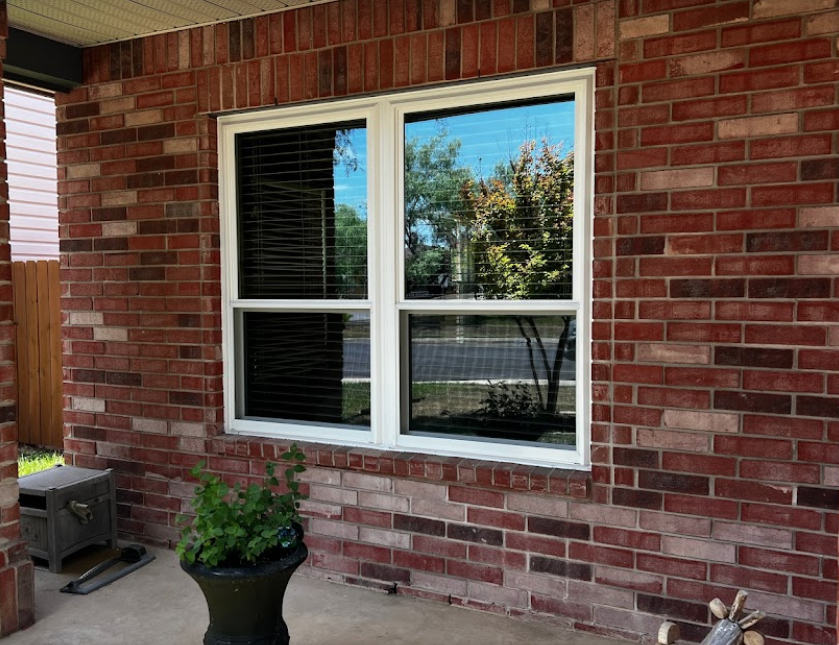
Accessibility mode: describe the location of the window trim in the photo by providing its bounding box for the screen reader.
[219,68,595,469]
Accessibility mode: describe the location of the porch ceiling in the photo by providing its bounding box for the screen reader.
[7,0,337,47]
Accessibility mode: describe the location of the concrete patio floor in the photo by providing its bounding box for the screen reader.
[4,543,619,645]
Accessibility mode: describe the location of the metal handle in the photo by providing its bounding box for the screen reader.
[67,500,92,524]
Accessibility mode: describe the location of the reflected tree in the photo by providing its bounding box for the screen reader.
[460,140,574,415]
[404,130,474,294]
[335,204,367,296]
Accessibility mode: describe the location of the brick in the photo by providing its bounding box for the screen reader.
[343,472,391,492]
[448,486,504,508]
[506,532,566,558]
[638,553,707,581]
[749,278,831,299]
[393,514,444,536]
[670,50,744,77]
[637,594,709,624]
[613,448,658,469]
[720,66,799,94]
[412,497,464,521]
[673,95,747,122]
[751,39,832,69]
[742,503,822,532]
[447,560,502,585]
[616,236,665,256]
[710,564,788,595]
[640,168,713,191]
[797,396,839,419]
[641,123,713,146]
[673,2,749,31]
[619,15,669,40]
[594,527,660,552]
[393,480,445,499]
[753,0,836,19]
[530,556,592,581]
[662,410,738,434]
[528,517,589,540]
[740,460,820,484]
[674,141,741,166]
[617,148,668,171]
[639,301,711,320]
[447,523,503,546]
[358,492,409,512]
[753,87,835,115]
[715,256,795,278]
[637,428,709,453]
[506,493,568,518]
[802,159,839,181]
[595,567,663,596]
[800,206,839,228]
[719,162,797,186]
[715,347,793,369]
[671,188,746,210]
[741,547,820,576]
[309,485,358,506]
[804,109,839,132]
[662,536,735,563]
[752,134,832,160]
[670,278,744,298]
[718,114,798,140]
[748,230,828,253]
[644,30,716,58]
[611,488,662,511]
[636,344,709,365]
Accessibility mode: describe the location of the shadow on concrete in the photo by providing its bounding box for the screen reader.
[3,543,618,645]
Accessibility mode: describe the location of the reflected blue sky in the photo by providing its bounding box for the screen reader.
[334,98,576,215]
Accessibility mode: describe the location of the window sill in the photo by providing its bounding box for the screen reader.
[211,435,591,500]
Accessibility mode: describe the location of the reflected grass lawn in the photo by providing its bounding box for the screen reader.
[342,380,576,445]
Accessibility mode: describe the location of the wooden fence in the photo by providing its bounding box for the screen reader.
[13,260,63,449]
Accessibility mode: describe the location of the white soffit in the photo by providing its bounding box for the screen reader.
[8,0,338,47]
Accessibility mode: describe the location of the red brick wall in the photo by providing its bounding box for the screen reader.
[0,0,35,635]
[56,1,837,643]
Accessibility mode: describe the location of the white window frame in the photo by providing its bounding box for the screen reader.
[219,68,595,469]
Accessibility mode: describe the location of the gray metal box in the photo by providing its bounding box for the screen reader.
[19,466,118,573]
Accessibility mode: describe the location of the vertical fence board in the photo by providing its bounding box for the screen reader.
[13,260,63,449]
[24,261,41,446]
[12,262,29,445]
[48,261,63,445]
[37,261,51,446]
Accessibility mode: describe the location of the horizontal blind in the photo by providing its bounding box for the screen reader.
[236,120,367,300]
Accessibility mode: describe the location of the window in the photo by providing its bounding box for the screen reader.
[220,70,594,468]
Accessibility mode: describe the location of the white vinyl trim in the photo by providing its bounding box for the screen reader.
[219,69,595,468]
[6,87,59,261]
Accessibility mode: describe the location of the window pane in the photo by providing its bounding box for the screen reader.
[404,99,575,300]
[237,122,367,299]
[404,314,576,446]
[238,311,370,429]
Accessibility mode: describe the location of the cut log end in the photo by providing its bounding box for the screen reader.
[658,621,680,645]
[744,631,764,645]
[709,598,728,620]
[729,590,748,621]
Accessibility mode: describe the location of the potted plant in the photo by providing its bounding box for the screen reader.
[177,444,308,645]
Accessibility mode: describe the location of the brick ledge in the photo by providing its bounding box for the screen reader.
[211,435,591,500]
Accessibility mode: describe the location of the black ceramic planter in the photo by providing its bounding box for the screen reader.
[181,541,308,645]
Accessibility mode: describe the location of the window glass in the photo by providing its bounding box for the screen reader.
[403,99,575,300]
[404,314,576,447]
[237,121,367,299]
[223,71,593,466]
[238,311,371,429]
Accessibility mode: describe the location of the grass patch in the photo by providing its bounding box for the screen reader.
[18,446,64,477]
